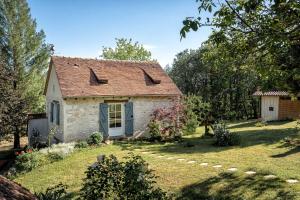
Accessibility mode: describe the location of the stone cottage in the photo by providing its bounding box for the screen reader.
[44,56,182,142]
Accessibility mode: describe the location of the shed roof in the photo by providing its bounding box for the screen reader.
[253,91,289,96]
[45,56,182,98]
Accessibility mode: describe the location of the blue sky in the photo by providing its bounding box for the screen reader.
[28,0,212,67]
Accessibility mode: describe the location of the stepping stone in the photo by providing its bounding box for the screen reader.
[141,152,149,154]
[228,168,238,172]
[264,175,277,179]
[245,171,256,175]
[286,179,299,184]
[157,155,165,158]
[213,165,222,168]
[200,163,208,166]
[167,157,174,160]
[133,149,141,151]
[177,158,185,161]
[187,161,196,164]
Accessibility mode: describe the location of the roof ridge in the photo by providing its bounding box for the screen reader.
[51,55,159,64]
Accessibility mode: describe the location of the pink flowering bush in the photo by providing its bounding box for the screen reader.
[148,99,184,141]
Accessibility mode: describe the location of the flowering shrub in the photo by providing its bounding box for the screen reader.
[148,99,184,141]
[40,142,75,160]
[148,120,161,141]
[80,154,168,200]
[15,150,46,173]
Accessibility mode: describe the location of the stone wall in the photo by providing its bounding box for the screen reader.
[63,98,104,142]
[62,96,175,142]
[45,64,64,142]
[132,96,174,137]
[278,99,300,120]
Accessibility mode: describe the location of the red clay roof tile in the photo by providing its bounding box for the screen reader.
[45,56,182,97]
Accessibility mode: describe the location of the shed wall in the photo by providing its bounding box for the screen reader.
[261,96,279,121]
[278,99,300,120]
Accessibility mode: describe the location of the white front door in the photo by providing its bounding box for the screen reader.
[108,103,125,136]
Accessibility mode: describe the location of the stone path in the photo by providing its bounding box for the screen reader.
[245,171,256,175]
[135,149,298,184]
[228,168,238,172]
[264,175,277,179]
[286,179,299,184]
[200,162,208,166]
[213,165,222,168]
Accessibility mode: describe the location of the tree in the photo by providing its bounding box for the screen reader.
[168,40,259,121]
[0,57,27,148]
[0,0,51,148]
[180,0,300,93]
[100,38,153,61]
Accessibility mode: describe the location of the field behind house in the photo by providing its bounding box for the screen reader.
[15,120,300,199]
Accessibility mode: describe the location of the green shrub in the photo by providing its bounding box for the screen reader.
[47,152,64,162]
[212,122,240,146]
[75,140,89,148]
[87,132,103,145]
[183,111,199,135]
[35,183,72,200]
[255,120,268,127]
[15,151,45,172]
[148,120,162,141]
[80,154,168,200]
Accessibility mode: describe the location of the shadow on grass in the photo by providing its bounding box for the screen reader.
[228,120,293,129]
[144,128,299,155]
[115,121,299,156]
[227,120,258,129]
[177,172,298,200]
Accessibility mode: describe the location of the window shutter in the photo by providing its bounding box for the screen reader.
[50,102,54,122]
[125,102,134,136]
[56,103,60,125]
[99,103,108,138]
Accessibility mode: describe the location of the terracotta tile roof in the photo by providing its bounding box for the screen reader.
[253,91,289,96]
[45,56,182,98]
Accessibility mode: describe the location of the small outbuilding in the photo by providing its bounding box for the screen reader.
[253,91,300,121]
[42,56,182,142]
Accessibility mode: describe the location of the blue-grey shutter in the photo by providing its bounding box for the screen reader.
[50,102,54,122]
[99,103,108,138]
[125,102,134,136]
[56,103,60,125]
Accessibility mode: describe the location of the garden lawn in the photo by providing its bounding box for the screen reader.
[15,120,300,199]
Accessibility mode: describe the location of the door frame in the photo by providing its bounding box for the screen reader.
[108,103,125,137]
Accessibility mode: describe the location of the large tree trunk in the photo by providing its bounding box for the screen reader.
[13,133,20,149]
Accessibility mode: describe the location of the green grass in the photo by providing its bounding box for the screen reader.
[15,120,300,199]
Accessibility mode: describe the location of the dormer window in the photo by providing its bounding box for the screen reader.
[90,68,108,85]
[141,68,161,84]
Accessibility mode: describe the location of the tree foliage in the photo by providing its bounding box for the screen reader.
[0,0,51,147]
[168,41,259,120]
[180,0,300,93]
[100,38,153,61]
